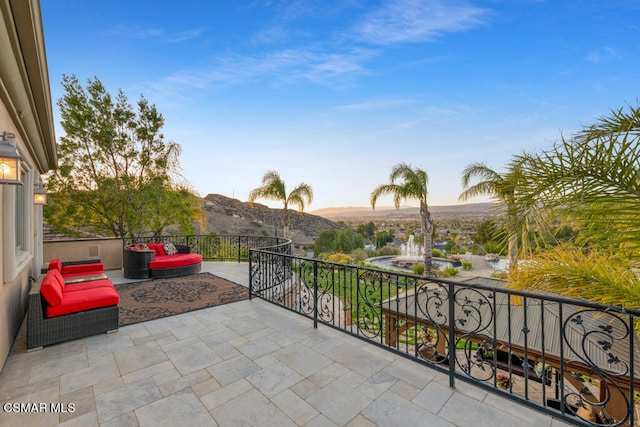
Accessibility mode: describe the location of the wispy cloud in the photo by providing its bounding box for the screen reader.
[166,28,206,43]
[105,25,204,43]
[353,0,490,45]
[141,0,490,103]
[335,97,416,111]
[142,47,374,103]
[586,47,621,63]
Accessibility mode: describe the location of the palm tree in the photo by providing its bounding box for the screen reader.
[248,170,313,239]
[506,104,640,308]
[371,163,434,275]
[512,104,640,257]
[458,162,525,266]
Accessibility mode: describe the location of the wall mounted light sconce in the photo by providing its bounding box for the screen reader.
[34,181,47,205]
[0,131,22,185]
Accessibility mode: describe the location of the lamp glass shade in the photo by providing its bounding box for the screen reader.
[34,191,47,205]
[0,138,22,185]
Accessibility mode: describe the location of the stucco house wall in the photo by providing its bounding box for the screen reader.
[0,0,56,370]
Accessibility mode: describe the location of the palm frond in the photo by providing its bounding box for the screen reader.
[507,245,640,309]
[287,182,313,211]
[248,170,286,204]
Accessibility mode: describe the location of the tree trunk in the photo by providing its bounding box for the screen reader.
[421,203,433,276]
[282,208,289,239]
[508,233,518,268]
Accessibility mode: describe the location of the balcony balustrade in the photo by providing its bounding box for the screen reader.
[249,243,640,427]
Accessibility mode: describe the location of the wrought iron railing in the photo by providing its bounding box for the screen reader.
[132,234,291,262]
[249,248,639,427]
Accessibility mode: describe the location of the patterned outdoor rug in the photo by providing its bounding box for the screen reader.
[117,272,249,326]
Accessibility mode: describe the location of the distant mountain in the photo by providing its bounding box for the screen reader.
[310,202,499,222]
[202,194,342,246]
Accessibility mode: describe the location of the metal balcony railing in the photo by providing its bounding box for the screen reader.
[132,234,291,262]
[249,247,640,427]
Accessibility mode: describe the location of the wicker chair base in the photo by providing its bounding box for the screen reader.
[123,249,155,279]
[151,262,201,279]
[27,276,119,350]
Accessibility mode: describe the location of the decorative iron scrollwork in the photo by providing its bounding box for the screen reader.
[562,309,631,426]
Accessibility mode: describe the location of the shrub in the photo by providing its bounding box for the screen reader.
[432,269,450,278]
[432,249,445,258]
[411,263,425,275]
[444,266,459,276]
[376,246,398,256]
[491,271,508,280]
[351,249,368,263]
[324,253,354,264]
[462,262,472,270]
[483,241,503,256]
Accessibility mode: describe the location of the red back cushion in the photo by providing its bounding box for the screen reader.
[48,258,62,272]
[40,272,63,307]
[147,243,157,254]
[51,268,65,286]
[50,269,69,292]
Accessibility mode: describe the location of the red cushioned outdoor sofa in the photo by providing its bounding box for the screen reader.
[123,242,202,279]
[27,268,120,350]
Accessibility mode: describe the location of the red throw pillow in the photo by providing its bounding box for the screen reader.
[40,272,63,307]
[156,242,167,256]
[147,243,157,254]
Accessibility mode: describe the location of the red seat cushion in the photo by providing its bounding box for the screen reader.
[46,286,120,317]
[148,253,202,269]
[40,271,63,307]
[64,279,115,293]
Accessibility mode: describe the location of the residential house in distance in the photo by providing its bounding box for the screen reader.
[0,0,57,369]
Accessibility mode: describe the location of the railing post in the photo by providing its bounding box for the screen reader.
[629,314,635,427]
[248,249,253,300]
[238,236,241,263]
[313,259,318,329]
[448,281,456,388]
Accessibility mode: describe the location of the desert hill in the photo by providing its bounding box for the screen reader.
[202,194,342,246]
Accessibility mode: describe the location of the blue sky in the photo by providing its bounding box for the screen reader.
[41,0,640,210]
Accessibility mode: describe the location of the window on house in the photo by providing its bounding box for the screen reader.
[15,168,27,253]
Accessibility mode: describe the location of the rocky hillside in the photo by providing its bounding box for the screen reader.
[201,194,342,247]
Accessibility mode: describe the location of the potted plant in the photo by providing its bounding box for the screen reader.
[496,373,512,389]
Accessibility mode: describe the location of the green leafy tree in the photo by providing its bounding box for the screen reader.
[313,228,364,256]
[334,229,364,253]
[45,75,202,240]
[313,229,338,256]
[356,222,376,241]
[371,163,434,275]
[374,230,394,249]
[248,170,313,239]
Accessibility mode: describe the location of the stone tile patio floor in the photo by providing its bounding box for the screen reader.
[0,262,573,426]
